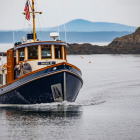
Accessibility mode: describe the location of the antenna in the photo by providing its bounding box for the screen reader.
[62,0,67,43]
[11,0,15,44]
[29,24,32,33]
[57,18,60,40]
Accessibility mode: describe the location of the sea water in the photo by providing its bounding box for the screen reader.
[0,53,140,139]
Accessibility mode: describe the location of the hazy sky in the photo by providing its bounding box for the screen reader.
[0,0,140,30]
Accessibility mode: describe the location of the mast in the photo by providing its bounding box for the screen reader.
[23,0,42,42]
[32,0,36,42]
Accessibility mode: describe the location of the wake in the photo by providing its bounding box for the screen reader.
[0,100,105,112]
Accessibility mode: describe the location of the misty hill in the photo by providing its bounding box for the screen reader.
[1,19,137,32]
[44,19,137,32]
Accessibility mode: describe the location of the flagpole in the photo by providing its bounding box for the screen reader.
[32,0,36,42]
[23,0,42,42]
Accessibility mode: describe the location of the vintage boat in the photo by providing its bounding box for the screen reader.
[0,0,83,104]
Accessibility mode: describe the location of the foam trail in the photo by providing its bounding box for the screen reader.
[0,100,105,112]
[0,101,82,112]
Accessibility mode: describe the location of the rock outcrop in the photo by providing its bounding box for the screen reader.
[67,27,140,54]
[107,27,140,54]
[109,27,140,47]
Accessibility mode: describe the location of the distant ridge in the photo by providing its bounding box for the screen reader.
[0,19,136,43]
[0,19,137,32]
[46,19,137,32]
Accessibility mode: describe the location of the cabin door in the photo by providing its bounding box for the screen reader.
[7,50,14,83]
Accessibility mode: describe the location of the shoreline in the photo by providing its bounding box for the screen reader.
[66,43,140,55]
[1,42,140,55]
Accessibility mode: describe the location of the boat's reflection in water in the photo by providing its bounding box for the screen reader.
[0,102,83,119]
[0,103,83,139]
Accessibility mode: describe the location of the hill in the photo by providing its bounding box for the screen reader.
[108,27,140,48]
[7,19,137,32]
[46,19,137,32]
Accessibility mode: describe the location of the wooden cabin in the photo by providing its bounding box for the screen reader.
[0,34,67,86]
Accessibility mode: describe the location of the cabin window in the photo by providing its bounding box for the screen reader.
[41,45,51,59]
[28,46,38,60]
[18,48,25,62]
[0,74,3,85]
[54,46,62,59]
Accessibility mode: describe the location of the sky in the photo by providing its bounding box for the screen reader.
[0,0,140,30]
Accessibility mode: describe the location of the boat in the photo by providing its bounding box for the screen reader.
[0,0,83,104]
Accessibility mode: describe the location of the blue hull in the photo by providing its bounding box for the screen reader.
[0,64,83,104]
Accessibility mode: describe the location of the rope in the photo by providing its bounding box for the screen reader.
[35,1,43,40]
[28,20,32,33]
[57,18,60,40]
[35,0,48,39]
[37,14,43,40]
[21,19,26,42]
[28,0,33,11]
[62,0,67,43]
[21,14,32,42]
[11,0,15,44]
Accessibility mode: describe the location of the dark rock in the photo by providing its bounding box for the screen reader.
[67,27,140,54]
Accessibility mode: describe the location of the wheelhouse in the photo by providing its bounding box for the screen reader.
[5,41,67,84]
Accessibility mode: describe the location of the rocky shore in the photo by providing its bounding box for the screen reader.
[67,27,140,54]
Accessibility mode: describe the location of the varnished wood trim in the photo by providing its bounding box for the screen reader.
[0,62,82,89]
[61,46,63,60]
[7,50,14,83]
[64,46,67,61]
[27,45,39,61]
[0,70,83,96]
[14,41,66,48]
